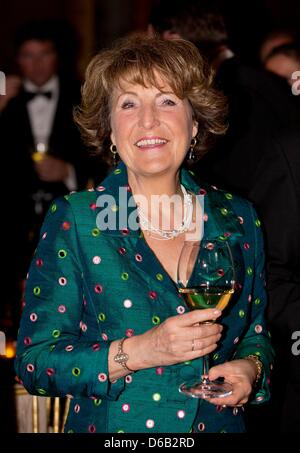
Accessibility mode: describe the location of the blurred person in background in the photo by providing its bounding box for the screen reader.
[248,127,300,433]
[262,43,300,87]
[259,29,296,65]
[149,0,300,192]
[149,0,300,432]
[0,21,105,339]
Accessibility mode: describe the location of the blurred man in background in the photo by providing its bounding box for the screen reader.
[259,29,296,64]
[0,21,94,338]
[262,42,300,87]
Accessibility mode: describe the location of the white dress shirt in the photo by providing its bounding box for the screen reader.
[24,75,59,147]
[24,76,77,190]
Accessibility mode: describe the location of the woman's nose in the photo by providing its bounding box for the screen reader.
[138,105,160,129]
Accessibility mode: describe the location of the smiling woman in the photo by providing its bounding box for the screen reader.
[109,78,198,178]
[74,34,228,167]
[15,34,274,433]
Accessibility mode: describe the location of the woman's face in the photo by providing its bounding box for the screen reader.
[110,75,198,178]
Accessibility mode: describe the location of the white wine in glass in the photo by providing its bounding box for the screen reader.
[179,286,234,312]
[178,239,236,399]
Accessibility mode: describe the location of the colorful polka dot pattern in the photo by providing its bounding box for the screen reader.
[15,162,274,433]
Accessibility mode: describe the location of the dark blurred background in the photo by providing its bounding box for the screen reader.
[0,0,152,78]
[1,0,300,78]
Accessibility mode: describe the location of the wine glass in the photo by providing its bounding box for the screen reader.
[177,239,236,399]
[31,141,48,163]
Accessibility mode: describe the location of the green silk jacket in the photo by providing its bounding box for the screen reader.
[15,162,274,433]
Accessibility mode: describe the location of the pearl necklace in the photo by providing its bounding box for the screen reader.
[137,185,193,240]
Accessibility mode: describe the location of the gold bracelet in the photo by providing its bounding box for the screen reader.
[245,354,263,387]
[113,338,135,373]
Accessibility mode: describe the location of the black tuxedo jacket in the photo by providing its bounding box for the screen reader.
[251,131,300,328]
[249,130,300,432]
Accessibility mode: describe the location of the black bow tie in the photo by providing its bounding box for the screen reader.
[23,90,52,102]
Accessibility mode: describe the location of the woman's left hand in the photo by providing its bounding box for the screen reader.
[205,359,258,407]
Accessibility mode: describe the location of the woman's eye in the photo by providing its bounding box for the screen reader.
[161,98,176,106]
[121,100,135,109]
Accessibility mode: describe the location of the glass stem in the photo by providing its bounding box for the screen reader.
[202,354,209,384]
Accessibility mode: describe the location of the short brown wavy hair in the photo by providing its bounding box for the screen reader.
[74,34,227,166]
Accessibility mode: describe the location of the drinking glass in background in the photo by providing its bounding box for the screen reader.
[31,141,48,162]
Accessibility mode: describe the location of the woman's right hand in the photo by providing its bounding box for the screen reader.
[128,309,223,370]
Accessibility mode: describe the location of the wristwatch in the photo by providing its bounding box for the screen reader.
[114,338,135,372]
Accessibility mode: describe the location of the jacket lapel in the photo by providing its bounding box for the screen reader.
[17,94,35,153]
[180,168,245,242]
